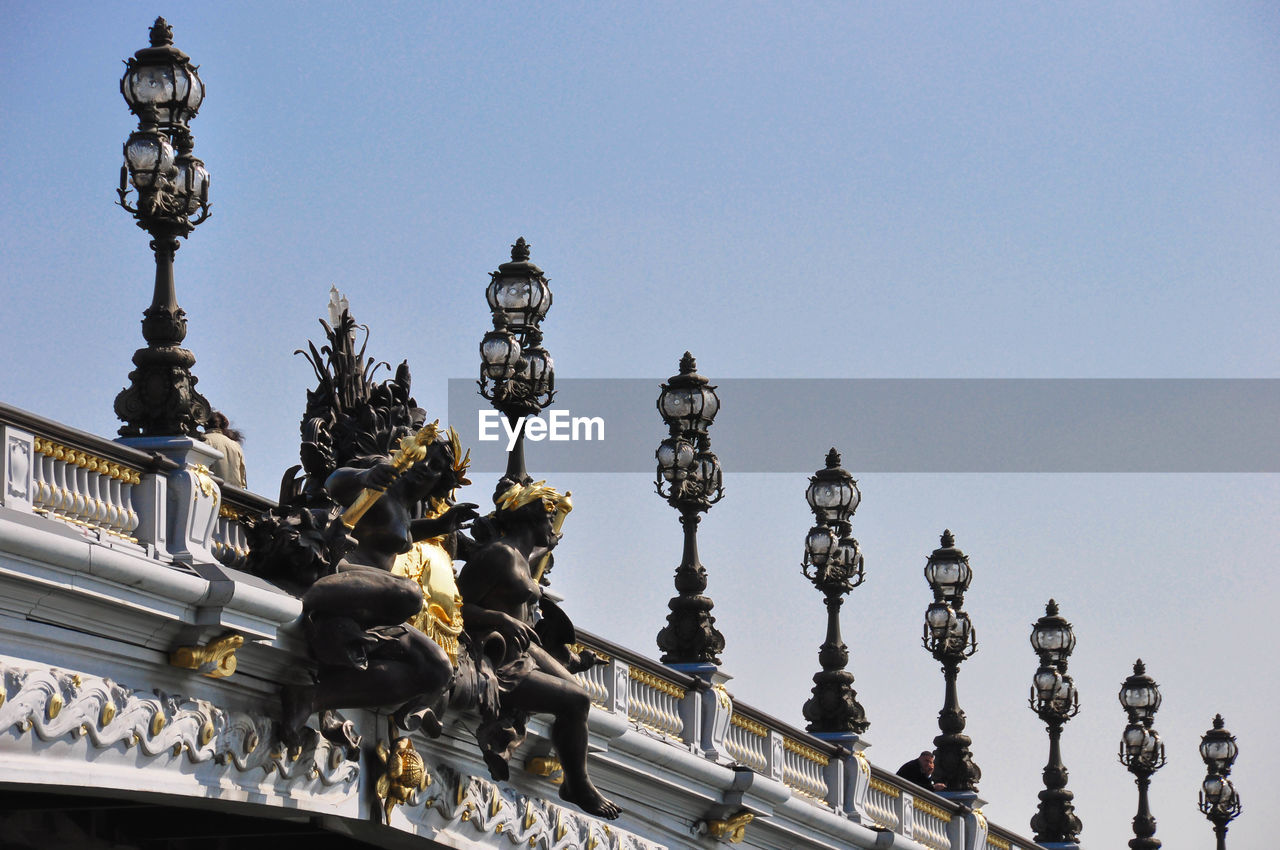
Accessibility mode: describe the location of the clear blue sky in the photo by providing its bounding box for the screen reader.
[2,2,1277,846]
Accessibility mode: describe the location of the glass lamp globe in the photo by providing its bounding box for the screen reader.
[124,130,175,190]
[924,529,971,601]
[805,449,860,525]
[804,525,838,568]
[120,18,205,129]
[173,152,209,214]
[523,341,554,398]
[657,353,719,436]
[656,437,695,482]
[1141,728,1163,760]
[1123,724,1148,758]
[1202,775,1228,804]
[1034,666,1062,702]
[926,601,956,640]
[836,537,864,582]
[485,238,552,334]
[1199,715,1238,774]
[480,315,521,381]
[1030,599,1076,665]
[1119,660,1162,723]
[694,451,722,495]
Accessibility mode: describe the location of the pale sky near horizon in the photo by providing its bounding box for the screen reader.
[2,2,1278,846]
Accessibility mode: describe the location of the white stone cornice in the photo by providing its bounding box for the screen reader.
[0,656,357,807]
[390,758,668,850]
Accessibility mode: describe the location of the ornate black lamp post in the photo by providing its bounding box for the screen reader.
[1199,714,1242,849]
[800,449,868,736]
[1119,660,1166,850]
[1028,600,1082,847]
[114,18,213,438]
[478,237,554,486]
[655,353,724,667]
[921,529,980,793]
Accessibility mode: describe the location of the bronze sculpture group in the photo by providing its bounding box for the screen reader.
[246,305,619,820]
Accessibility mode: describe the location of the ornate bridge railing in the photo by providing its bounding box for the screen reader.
[213,485,273,571]
[0,402,1042,850]
[572,630,993,849]
[2,405,167,551]
[984,822,1042,850]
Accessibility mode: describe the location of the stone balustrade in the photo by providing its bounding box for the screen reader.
[984,823,1042,850]
[909,794,955,850]
[212,486,274,571]
[864,772,903,830]
[725,711,771,772]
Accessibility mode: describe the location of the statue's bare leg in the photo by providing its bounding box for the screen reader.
[508,655,621,819]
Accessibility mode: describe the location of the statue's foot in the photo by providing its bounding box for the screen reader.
[559,779,622,820]
[391,702,443,739]
[483,750,511,782]
[319,709,362,759]
[420,709,443,738]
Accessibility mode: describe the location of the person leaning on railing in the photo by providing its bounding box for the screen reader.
[202,410,246,487]
[897,750,946,791]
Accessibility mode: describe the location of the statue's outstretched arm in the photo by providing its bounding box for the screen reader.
[325,462,395,507]
[409,503,479,542]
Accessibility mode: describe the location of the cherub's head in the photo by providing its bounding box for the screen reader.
[494,480,573,546]
[403,427,473,515]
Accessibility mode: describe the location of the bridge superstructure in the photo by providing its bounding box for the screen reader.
[0,402,1041,850]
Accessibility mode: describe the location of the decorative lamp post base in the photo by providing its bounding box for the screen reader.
[933,727,982,792]
[1032,786,1082,847]
[936,789,985,809]
[803,668,869,735]
[115,344,211,438]
[657,592,725,667]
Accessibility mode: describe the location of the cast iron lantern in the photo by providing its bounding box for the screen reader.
[803,524,838,568]
[477,239,556,487]
[1199,714,1238,774]
[805,448,860,525]
[122,129,176,192]
[113,18,213,438]
[800,449,869,736]
[1030,598,1076,668]
[120,18,205,130]
[173,141,210,215]
[925,600,957,642]
[1119,660,1166,850]
[1027,600,1082,845]
[480,312,522,383]
[924,529,972,605]
[657,352,720,438]
[656,437,696,483]
[920,530,981,794]
[486,237,551,335]
[1119,659,1162,726]
[1198,714,1241,849]
[655,354,725,668]
[519,329,555,400]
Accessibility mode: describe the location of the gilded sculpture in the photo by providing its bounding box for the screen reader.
[246,296,618,819]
